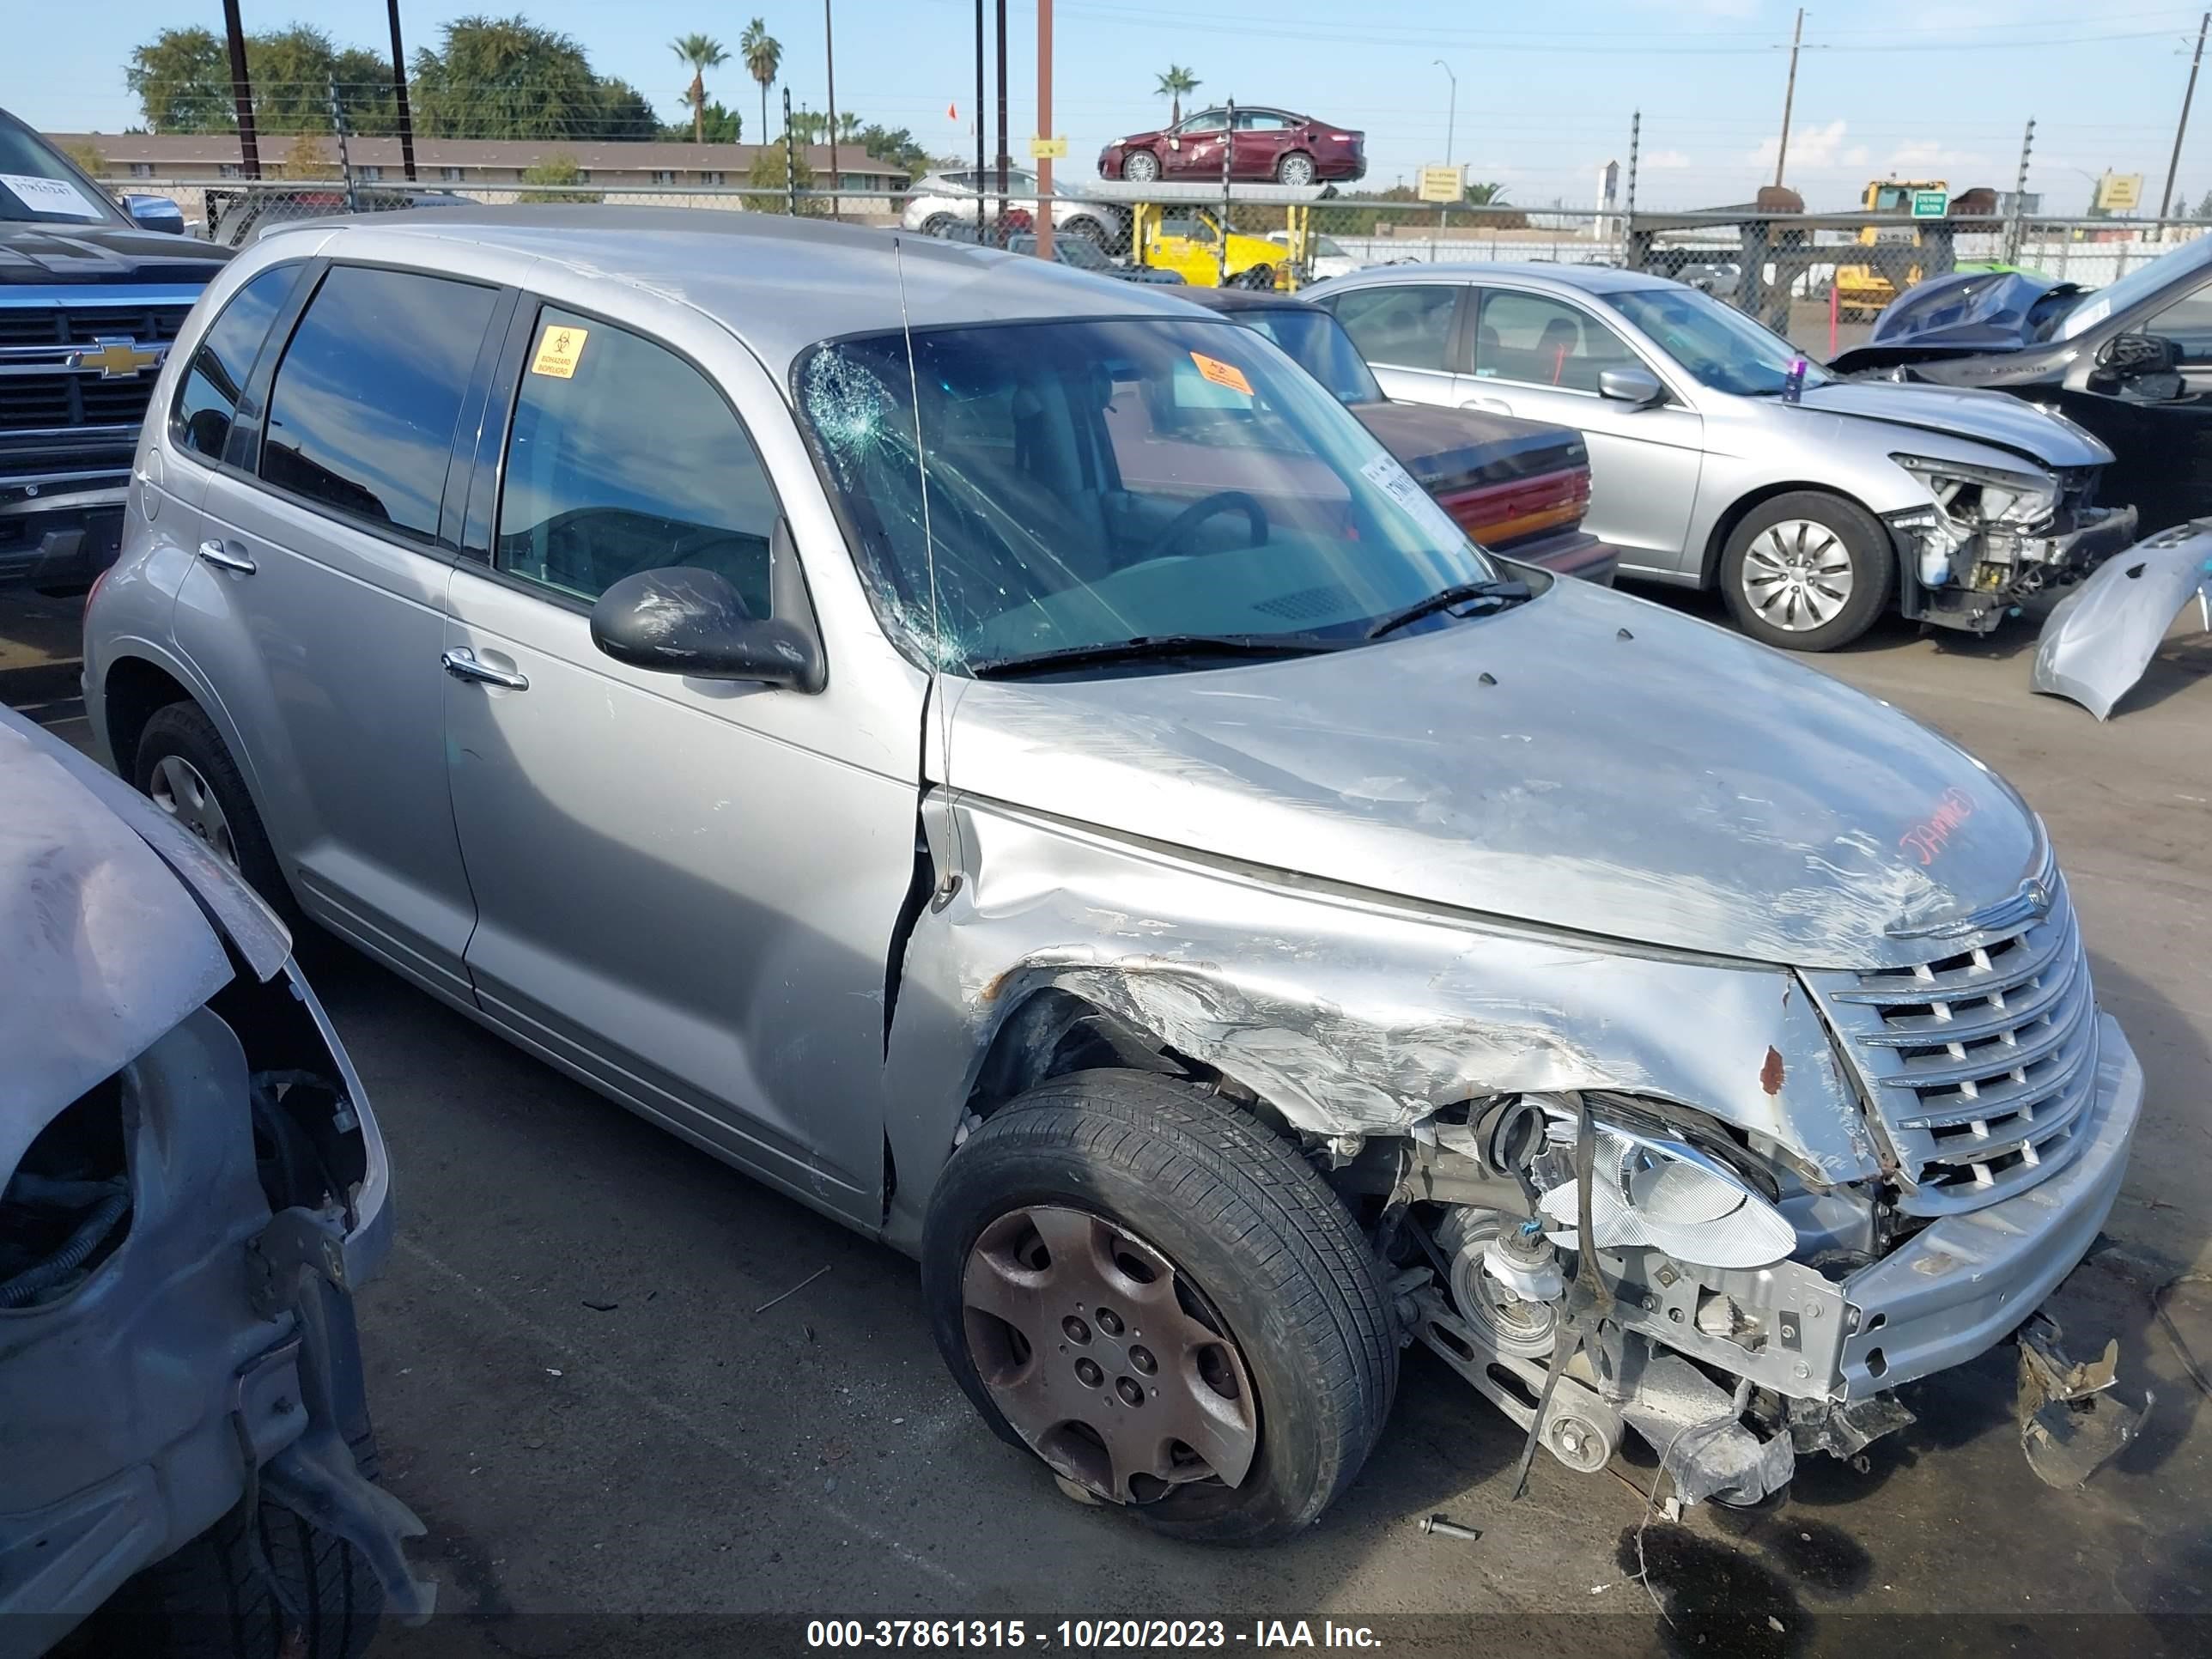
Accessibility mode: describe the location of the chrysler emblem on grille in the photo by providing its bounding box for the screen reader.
[70,337,165,380]
[1887,871,2055,940]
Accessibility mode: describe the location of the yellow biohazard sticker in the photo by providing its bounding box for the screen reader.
[1188,350,1253,397]
[530,324,590,379]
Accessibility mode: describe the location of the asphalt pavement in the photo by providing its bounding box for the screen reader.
[6,586,2209,1659]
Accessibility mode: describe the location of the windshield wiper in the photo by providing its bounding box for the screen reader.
[1364,579,1531,641]
[968,633,1340,679]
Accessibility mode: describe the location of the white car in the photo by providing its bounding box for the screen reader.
[900,168,1125,246]
[1268,229,1359,281]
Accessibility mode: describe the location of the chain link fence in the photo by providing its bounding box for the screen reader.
[131,177,2209,359]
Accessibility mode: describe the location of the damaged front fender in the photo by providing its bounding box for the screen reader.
[2033,523,2212,719]
[880,796,1882,1253]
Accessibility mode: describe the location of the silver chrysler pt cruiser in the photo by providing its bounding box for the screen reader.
[84,209,2143,1542]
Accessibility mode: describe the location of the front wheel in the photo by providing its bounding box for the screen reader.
[1121,151,1160,184]
[922,1071,1397,1546]
[1228,264,1275,291]
[134,700,295,920]
[1719,490,1895,652]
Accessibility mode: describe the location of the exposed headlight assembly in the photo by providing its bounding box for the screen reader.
[1535,1114,1796,1271]
[1893,453,2058,529]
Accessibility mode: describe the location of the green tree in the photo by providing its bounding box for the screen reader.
[126,27,233,133]
[740,19,782,146]
[595,76,660,140]
[60,139,106,177]
[671,33,729,144]
[1462,180,1510,205]
[520,152,601,203]
[2197,187,2212,219]
[853,122,929,180]
[1155,64,1200,126]
[787,107,828,146]
[410,15,600,140]
[837,110,862,143]
[660,99,741,143]
[749,142,822,214]
[276,130,333,179]
[246,26,398,136]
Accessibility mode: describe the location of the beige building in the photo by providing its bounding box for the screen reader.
[46,131,908,197]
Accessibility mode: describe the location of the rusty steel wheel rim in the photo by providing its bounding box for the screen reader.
[961,1205,1260,1505]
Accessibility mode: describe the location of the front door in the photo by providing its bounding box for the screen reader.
[172,263,503,999]
[441,301,911,1224]
[1166,110,1231,179]
[1458,287,1705,569]
[2064,277,2212,533]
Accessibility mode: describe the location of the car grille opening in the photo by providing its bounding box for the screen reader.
[0,301,191,434]
[1805,873,2098,1216]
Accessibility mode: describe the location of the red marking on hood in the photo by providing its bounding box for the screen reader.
[1899,786,1976,868]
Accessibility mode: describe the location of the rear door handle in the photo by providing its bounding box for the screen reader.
[198,538,257,574]
[441,647,529,691]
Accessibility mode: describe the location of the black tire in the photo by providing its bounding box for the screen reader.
[922,1070,1397,1546]
[133,701,295,922]
[1229,265,1275,291]
[1718,489,1895,653]
[1121,151,1160,184]
[83,1431,386,1659]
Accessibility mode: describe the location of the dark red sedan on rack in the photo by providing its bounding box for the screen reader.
[1097,106,1365,186]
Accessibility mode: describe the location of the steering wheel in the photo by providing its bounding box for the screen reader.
[1138,490,1269,563]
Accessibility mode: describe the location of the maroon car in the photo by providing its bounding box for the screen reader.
[1097,106,1364,187]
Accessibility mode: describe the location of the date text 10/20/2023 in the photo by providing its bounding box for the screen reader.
[805,1620,1383,1649]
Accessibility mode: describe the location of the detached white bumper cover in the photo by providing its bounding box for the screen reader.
[2033,523,2212,720]
[1834,1013,2142,1398]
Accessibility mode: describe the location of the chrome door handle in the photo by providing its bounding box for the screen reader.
[441,647,529,691]
[197,538,257,574]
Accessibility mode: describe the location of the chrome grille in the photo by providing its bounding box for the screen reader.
[1806,874,2099,1217]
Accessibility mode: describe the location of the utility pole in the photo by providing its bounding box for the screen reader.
[994,0,1010,244]
[2006,117,2034,265]
[221,0,261,180]
[1433,60,1456,164]
[1035,0,1054,261]
[824,0,839,220]
[1774,6,1804,190]
[2160,10,2209,223]
[386,0,416,181]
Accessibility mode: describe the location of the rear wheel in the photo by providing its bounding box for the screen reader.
[923,1071,1397,1545]
[134,701,295,921]
[920,212,957,239]
[1121,151,1160,184]
[1719,490,1894,653]
[1276,153,1316,186]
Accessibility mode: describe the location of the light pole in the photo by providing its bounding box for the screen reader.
[1433,59,1455,165]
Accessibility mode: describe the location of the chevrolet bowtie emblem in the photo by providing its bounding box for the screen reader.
[71,337,164,379]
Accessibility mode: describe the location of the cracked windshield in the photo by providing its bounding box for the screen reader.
[799,317,1498,672]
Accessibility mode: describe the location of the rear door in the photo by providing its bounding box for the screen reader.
[173,263,507,999]
[1233,110,1296,180]
[1317,282,1467,407]
[1457,286,1704,568]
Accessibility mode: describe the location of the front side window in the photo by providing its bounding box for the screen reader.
[1324,284,1458,373]
[1473,291,1640,393]
[495,308,779,614]
[260,265,500,542]
[797,318,1495,672]
[2142,282,2212,364]
[170,264,304,462]
[1601,284,1820,397]
[1180,111,1228,134]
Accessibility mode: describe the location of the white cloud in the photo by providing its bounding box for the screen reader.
[1747,120,1869,173]
[1884,141,1996,176]
[1643,149,1693,170]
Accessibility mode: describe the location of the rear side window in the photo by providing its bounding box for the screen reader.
[1325,285,1458,373]
[170,264,301,463]
[260,265,499,544]
[494,307,780,615]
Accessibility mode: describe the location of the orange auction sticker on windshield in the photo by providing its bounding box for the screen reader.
[530,325,589,379]
[1189,350,1253,397]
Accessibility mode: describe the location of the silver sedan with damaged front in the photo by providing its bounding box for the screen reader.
[84,208,2144,1544]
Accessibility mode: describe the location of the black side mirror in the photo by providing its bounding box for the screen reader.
[590,558,826,692]
[121,193,186,234]
[1598,366,1665,407]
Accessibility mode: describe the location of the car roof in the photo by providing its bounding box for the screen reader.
[287,206,1212,374]
[1322,261,1674,295]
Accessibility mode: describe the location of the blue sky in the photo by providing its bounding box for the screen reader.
[15,1,2212,212]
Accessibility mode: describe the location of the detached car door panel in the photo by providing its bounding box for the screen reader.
[442,302,907,1222]
[1460,288,1703,569]
[172,263,503,1000]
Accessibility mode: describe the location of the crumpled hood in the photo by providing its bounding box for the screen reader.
[1793,379,2112,468]
[1863,269,2075,350]
[945,577,2043,971]
[0,708,233,1181]
[0,222,229,286]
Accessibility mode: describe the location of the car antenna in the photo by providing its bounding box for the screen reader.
[890,234,969,883]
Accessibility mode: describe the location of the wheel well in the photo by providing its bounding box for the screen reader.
[964,988,1184,1120]
[101,656,194,781]
[1698,482,1874,586]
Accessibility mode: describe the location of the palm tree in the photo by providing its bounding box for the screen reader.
[740,19,782,146]
[671,33,729,145]
[1155,64,1200,127]
[1462,180,1510,205]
